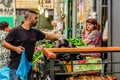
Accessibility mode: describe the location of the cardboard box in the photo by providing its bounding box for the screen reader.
[73,58,102,72]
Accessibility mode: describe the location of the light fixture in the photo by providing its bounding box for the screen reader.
[38,0,44,15]
[39,8,44,15]
[45,9,48,17]
[38,5,41,10]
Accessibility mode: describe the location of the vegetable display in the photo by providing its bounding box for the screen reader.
[32,38,86,72]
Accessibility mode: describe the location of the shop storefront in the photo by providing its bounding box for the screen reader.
[0,0,16,28]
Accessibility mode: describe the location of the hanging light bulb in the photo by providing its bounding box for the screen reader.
[38,5,41,10]
[39,8,44,15]
[45,9,49,17]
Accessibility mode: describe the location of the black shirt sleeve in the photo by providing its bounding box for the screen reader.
[35,29,46,41]
[5,27,18,44]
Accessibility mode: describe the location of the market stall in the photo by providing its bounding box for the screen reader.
[42,47,120,80]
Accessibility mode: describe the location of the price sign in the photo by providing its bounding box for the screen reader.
[16,0,38,9]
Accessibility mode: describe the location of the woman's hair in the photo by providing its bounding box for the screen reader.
[0,21,9,30]
[86,18,100,30]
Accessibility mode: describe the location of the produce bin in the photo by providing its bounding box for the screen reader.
[42,47,120,80]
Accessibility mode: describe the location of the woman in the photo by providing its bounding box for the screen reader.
[81,18,101,57]
[0,21,10,68]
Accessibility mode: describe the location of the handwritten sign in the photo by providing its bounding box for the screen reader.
[16,0,38,9]
[42,0,54,9]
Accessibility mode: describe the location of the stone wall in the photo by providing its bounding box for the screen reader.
[54,0,64,22]
[83,0,94,27]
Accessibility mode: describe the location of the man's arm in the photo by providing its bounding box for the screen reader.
[2,40,24,54]
[44,32,62,40]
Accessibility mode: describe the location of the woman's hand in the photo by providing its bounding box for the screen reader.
[81,28,86,41]
[81,28,86,35]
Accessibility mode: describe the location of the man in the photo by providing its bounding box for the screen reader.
[2,10,61,80]
[51,20,63,35]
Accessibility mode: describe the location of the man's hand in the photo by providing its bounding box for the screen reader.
[2,40,25,54]
[15,46,25,54]
[45,32,62,40]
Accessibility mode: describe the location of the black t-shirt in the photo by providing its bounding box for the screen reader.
[5,26,45,69]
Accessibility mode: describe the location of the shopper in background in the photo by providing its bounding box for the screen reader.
[2,10,61,80]
[51,20,63,35]
[0,21,10,69]
[61,14,66,27]
[81,18,101,57]
[0,21,11,32]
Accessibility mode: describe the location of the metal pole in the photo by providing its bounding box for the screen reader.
[50,59,55,80]
[72,0,77,38]
[64,0,69,38]
[96,0,102,24]
[108,0,113,75]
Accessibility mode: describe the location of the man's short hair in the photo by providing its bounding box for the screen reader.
[27,9,38,14]
[24,9,38,19]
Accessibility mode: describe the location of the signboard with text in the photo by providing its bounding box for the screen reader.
[16,0,38,9]
[41,0,54,9]
[16,0,54,9]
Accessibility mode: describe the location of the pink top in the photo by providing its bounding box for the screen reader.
[86,30,101,47]
[82,30,101,58]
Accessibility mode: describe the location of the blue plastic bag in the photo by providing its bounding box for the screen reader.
[0,66,9,80]
[16,50,32,80]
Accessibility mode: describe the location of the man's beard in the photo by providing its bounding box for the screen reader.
[31,23,37,27]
